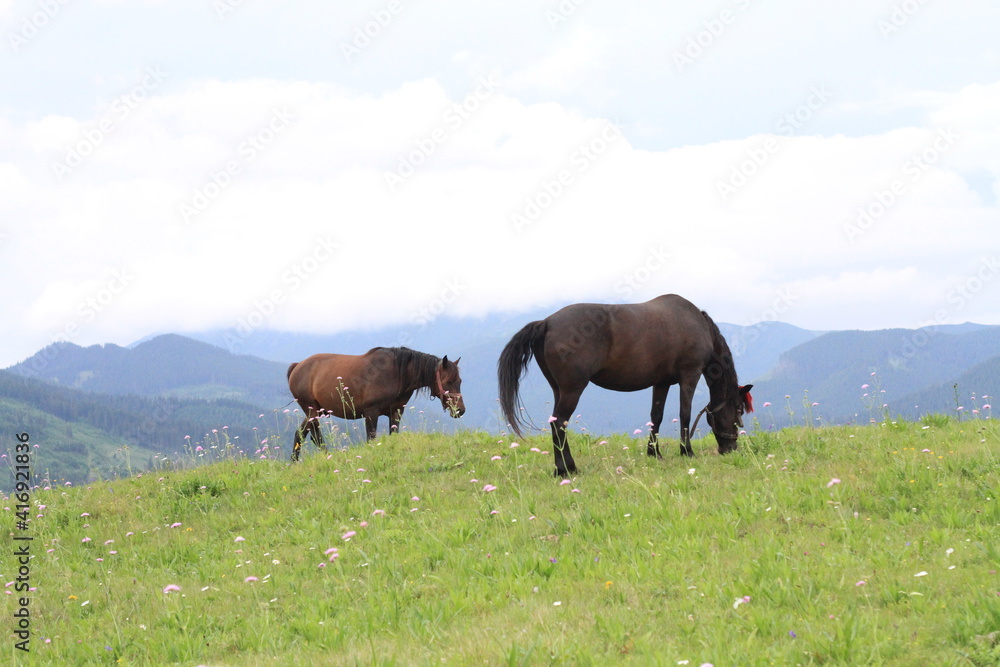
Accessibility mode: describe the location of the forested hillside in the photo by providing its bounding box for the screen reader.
[897,355,1000,417]
[7,334,289,408]
[749,326,1000,424]
[0,370,280,488]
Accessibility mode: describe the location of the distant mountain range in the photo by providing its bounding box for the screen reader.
[3,310,997,486]
[749,324,1000,425]
[13,333,289,407]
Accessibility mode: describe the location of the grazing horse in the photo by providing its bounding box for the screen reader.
[497,294,752,476]
[287,347,465,460]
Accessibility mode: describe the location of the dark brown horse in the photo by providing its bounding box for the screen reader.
[287,347,465,460]
[498,294,752,476]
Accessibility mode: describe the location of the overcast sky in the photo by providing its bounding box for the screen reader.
[1,0,998,368]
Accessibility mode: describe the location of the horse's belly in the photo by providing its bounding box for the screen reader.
[590,372,665,393]
[321,405,361,420]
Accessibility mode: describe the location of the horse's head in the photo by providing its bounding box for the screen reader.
[706,384,753,454]
[435,356,466,418]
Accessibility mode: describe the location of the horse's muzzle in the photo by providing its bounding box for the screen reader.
[443,394,465,418]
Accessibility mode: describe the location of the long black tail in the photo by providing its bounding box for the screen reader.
[497,320,547,437]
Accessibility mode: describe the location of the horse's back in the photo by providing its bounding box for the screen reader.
[541,295,715,390]
[291,352,350,378]
[288,353,362,402]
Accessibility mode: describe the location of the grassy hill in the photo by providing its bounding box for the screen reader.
[6,419,998,665]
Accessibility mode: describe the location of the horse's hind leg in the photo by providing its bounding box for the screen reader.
[293,416,310,461]
[648,384,669,459]
[293,408,325,461]
[309,414,326,451]
[550,387,584,477]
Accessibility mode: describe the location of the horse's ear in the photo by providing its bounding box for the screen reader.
[441,355,449,366]
[453,356,461,365]
[740,385,754,413]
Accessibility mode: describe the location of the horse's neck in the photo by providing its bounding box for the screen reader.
[405,353,438,395]
[706,379,727,409]
[705,345,735,406]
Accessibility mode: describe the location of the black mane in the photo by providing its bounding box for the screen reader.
[367,346,439,396]
[700,311,741,411]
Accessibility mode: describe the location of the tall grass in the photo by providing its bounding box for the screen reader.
[5,416,999,665]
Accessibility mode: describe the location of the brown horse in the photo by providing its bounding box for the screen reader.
[498,294,752,476]
[287,347,465,460]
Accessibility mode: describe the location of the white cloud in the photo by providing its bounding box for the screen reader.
[1,3,999,366]
[3,76,998,363]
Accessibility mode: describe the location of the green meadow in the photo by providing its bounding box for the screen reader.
[5,416,999,666]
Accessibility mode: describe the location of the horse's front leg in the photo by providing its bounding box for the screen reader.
[363,413,379,441]
[678,377,696,457]
[648,384,669,459]
[388,405,405,435]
